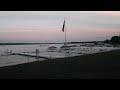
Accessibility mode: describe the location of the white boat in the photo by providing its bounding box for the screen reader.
[60,45,70,51]
[48,46,57,52]
[69,44,80,50]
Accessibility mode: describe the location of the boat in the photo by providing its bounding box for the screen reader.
[48,46,57,52]
[60,45,70,51]
[69,44,80,50]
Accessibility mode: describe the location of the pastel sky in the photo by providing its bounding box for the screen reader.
[0,11,120,43]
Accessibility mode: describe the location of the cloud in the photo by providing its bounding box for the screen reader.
[96,11,120,16]
[1,11,120,29]
[0,11,120,42]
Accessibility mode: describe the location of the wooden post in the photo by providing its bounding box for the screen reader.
[28,56,29,63]
[38,49,39,60]
[36,49,39,60]
[36,49,37,59]
[50,54,51,59]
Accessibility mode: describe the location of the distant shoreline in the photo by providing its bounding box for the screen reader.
[0,41,103,45]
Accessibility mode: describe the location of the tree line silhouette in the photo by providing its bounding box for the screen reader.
[104,35,120,45]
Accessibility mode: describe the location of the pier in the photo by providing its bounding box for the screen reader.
[10,53,49,60]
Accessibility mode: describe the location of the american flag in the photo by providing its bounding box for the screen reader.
[62,19,65,32]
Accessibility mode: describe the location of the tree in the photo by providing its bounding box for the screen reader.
[110,36,120,44]
[104,39,109,43]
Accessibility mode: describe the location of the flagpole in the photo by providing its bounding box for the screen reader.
[64,18,68,72]
[63,18,67,58]
[62,18,67,58]
[65,19,66,46]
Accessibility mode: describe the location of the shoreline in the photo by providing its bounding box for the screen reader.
[0,49,120,79]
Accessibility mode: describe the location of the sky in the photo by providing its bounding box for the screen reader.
[0,11,120,43]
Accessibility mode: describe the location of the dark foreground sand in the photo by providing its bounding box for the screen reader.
[0,49,120,79]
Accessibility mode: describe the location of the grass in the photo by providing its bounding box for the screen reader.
[0,50,120,79]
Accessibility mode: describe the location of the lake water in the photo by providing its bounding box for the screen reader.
[0,44,119,67]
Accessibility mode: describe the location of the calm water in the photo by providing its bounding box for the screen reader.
[0,44,119,67]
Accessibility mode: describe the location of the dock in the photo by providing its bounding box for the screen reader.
[10,53,49,60]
